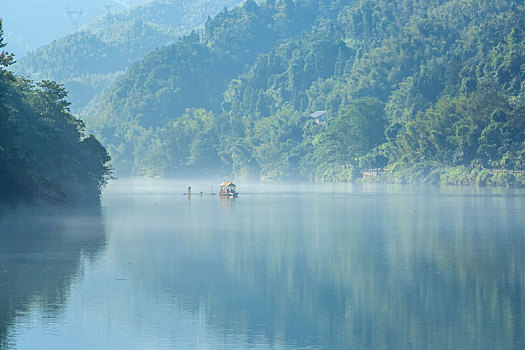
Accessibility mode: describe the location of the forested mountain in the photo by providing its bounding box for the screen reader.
[92,0,525,185]
[0,21,111,206]
[93,0,340,130]
[91,0,352,174]
[12,0,243,113]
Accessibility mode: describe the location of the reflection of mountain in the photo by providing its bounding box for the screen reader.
[109,186,525,349]
[0,208,106,349]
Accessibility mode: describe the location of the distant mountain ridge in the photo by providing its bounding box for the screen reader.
[0,0,150,56]
[12,0,244,114]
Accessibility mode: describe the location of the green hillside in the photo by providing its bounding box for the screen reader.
[12,0,243,113]
[92,0,525,185]
[91,0,350,174]
[0,21,111,206]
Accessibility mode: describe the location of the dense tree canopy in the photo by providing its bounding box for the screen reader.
[0,20,112,205]
[53,0,525,185]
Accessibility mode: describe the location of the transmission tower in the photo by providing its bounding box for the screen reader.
[65,7,85,31]
[102,4,113,17]
[102,5,114,39]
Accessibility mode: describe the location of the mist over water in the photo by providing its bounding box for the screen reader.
[1,179,524,349]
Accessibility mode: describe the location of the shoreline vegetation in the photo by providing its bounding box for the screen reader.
[0,20,112,207]
[358,166,525,186]
[254,165,525,186]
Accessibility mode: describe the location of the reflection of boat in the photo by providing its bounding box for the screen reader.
[219,182,238,198]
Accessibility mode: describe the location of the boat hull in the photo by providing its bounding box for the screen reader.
[219,192,238,198]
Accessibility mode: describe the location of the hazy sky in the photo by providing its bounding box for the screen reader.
[0,0,151,56]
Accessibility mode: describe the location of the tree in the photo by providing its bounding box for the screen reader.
[0,19,15,69]
[0,22,112,204]
[329,97,387,160]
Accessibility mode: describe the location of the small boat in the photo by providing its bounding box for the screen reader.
[219,182,238,198]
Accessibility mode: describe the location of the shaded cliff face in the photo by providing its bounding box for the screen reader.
[0,207,106,349]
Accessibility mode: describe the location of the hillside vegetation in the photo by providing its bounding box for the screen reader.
[92,0,525,185]
[0,21,111,206]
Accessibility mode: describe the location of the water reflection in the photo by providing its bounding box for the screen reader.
[104,182,525,349]
[0,207,106,349]
[2,181,524,349]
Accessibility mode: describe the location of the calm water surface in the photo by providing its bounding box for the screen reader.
[1,180,524,349]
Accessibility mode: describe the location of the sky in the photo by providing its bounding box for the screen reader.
[0,0,152,56]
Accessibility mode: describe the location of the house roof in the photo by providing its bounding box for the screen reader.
[310,110,327,118]
[220,182,235,187]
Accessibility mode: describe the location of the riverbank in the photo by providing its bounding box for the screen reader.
[359,164,525,187]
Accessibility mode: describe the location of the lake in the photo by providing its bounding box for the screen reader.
[1,179,524,349]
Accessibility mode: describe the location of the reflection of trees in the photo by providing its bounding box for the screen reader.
[112,187,525,348]
[0,208,106,349]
